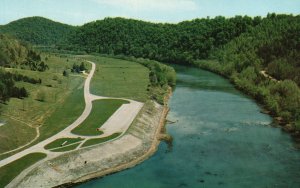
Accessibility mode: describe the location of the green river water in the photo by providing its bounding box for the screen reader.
[77,66,300,188]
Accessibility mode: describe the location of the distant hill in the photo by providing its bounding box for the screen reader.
[66,16,260,64]
[214,14,300,85]
[0,17,76,45]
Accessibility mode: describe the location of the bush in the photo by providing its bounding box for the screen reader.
[36,90,46,102]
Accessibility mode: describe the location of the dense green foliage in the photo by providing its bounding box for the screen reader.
[0,33,47,71]
[0,70,42,102]
[66,16,261,64]
[196,14,300,130]
[0,34,47,102]
[0,34,30,66]
[8,72,42,84]
[0,17,75,45]
[71,62,87,73]
[0,70,29,102]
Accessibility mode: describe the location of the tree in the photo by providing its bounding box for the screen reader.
[79,62,86,71]
[63,70,68,77]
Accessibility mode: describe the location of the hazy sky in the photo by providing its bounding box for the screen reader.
[1,0,300,25]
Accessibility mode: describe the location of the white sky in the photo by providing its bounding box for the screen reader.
[1,0,300,25]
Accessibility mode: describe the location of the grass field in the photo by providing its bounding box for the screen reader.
[0,54,85,154]
[51,143,81,152]
[36,87,84,142]
[81,56,150,102]
[0,54,154,185]
[0,54,150,156]
[72,99,129,136]
[44,137,84,150]
[81,133,121,147]
[0,118,36,154]
[0,152,47,187]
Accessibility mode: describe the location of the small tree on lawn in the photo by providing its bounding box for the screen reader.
[63,70,68,77]
[36,90,46,102]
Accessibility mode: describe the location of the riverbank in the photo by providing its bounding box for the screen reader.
[8,87,171,187]
[69,90,171,187]
[63,89,172,187]
[193,60,300,144]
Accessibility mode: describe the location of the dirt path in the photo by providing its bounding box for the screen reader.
[260,70,279,82]
[0,61,143,168]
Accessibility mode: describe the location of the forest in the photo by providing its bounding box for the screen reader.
[195,14,300,131]
[0,34,44,103]
[0,17,75,45]
[64,15,261,64]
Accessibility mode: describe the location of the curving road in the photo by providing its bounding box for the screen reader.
[0,60,143,168]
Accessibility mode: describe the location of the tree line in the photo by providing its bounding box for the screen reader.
[0,70,42,102]
[63,16,261,65]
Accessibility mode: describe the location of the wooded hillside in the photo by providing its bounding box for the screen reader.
[0,17,75,45]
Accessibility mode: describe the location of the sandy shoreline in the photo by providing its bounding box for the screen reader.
[9,89,172,188]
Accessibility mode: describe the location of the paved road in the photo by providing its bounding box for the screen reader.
[0,60,143,168]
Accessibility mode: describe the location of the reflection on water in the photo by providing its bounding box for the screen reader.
[76,65,300,188]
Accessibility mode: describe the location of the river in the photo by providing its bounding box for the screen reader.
[76,65,300,188]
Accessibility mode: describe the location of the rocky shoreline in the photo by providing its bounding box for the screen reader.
[8,90,171,188]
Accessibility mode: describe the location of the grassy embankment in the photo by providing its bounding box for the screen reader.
[51,143,82,152]
[81,133,121,148]
[0,152,47,187]
[72,99,129,136]
[44,137,84,150]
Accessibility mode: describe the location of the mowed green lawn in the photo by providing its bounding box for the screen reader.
[0,152,47,187]
[44,137,84,150]
[0,54,85,154]
[72,99,129,136]
[0,118,36,154]
[86,56,150,102]
[51,143,81,152]
[81,133,121,147]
